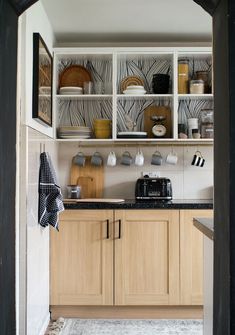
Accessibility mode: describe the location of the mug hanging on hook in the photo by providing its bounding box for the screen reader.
[135,147,144,166]
[191,151,205,167]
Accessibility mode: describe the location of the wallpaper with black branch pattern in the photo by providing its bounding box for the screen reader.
[57,55,213,133]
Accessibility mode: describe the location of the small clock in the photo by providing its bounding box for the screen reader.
[152,124,167,137]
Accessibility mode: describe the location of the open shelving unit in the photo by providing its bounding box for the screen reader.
[53,47,213,144]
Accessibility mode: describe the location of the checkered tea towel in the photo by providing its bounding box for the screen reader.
[38,152,64,231]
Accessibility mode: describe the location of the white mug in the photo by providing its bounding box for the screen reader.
[166,150,178,165]
[107,151,117,167]
[135,150,144,166]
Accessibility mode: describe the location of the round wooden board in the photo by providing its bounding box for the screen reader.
[121,76,145,92]
[59,65,92,88]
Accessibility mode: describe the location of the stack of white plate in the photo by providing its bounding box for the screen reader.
[58,126,92,139]
[59,87,83,95]
[117,131,147,138]
[123,85,146,95]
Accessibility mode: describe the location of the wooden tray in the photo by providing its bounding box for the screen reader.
[144,106,172,138]
[70,156,104,198]
[121,76,144,93]
[59,65,92,88]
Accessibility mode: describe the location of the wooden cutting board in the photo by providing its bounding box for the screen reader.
[70,156,104,198]
[77,176,95,199]
[144,106,172,138]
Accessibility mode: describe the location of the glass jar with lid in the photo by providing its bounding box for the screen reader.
[190,80,204,94]
[178,59,189,94]
[67,185,81,199]
[201,109,214,138]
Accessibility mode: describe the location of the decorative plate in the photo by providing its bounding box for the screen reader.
[121,76,145,93]
[59,65,92,88]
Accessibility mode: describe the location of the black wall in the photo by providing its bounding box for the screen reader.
[213,0,234,333]
[0,0,18,334]
[0,0,234,334]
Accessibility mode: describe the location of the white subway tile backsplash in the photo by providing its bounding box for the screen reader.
[104,167,139,199]
[183,170,214,199]
[58,143,213,200]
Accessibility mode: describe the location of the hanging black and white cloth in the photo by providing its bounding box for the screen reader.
[38,152,64,231]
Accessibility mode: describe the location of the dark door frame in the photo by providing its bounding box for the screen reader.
[0,0,232,334]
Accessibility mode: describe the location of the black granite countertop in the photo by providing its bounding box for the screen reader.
[64,199,213,210]
[193,218,214,240]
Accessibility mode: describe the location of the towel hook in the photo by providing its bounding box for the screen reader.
[40,142,46,153]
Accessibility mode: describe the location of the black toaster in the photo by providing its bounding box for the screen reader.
[135,177,172,200]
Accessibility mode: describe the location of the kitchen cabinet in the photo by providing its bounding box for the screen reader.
[114,210,180,305]
[50,209,180,307]
[179,209,213,305]
[50,210,113,305]
[50,208,212,308]
[53,47,213,144]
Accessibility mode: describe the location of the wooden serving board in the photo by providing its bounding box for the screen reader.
[70,156,104,198]
[144,106,172,138]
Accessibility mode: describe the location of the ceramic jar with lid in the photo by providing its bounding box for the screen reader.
[188,118,199,138]
[152,73,170,94]
[196,71,211,93]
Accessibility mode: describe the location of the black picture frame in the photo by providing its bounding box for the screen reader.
[32,32,53,127]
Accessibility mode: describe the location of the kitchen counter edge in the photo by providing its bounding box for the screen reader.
[64,200,213,210]
[193,217,214,240]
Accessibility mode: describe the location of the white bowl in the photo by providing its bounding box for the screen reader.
[126,85,145,90]
[123,89,146,95]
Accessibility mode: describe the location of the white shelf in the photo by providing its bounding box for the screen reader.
[56,94,112,100]
[176,138,213,142]
[113,138,167,141]
[117,94,173,100]
[178,94,213,100]
[56,138,213,144]
[56,138,114,142]
[53,47,214,145]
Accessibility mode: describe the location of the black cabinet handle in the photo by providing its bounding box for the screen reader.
[118,219,122,239]
[106,219,110,239]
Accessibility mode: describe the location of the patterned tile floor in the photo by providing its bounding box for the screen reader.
[59,319,203,335]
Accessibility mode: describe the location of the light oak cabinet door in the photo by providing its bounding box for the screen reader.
[114,210,180,305]
[50,210,113,306]
[180,209,213,305]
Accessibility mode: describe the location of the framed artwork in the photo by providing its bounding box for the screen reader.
[32,33,53,126]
